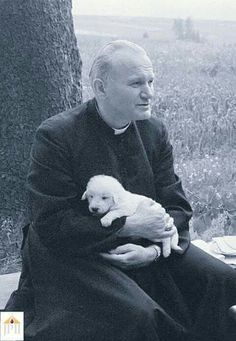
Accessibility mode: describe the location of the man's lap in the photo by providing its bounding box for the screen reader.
[167,243,236,297]
[7,231,236,340]
[166,243,236,340]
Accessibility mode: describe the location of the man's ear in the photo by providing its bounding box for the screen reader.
[81,191,87,200]
[93,78,106,98]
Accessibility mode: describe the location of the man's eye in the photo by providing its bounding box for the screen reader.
[131,81,141,87]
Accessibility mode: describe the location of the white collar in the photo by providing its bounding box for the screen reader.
[113,123,130,135]
[95,100,130,135]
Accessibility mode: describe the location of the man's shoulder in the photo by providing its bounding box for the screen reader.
[137,115,167,138]
[149,115,166,132]
[33,99,96,150]
[38,100,90,132]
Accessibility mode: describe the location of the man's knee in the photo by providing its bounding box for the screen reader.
[122,290,157,323]
[168,243,236,282]
[125,296,187,341]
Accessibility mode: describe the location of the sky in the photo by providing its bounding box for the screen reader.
[72,0,236,21]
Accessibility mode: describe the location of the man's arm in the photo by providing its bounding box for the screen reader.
[152,121,192,253]
[27,122,125,257]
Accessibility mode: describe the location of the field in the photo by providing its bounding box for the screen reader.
[1,15,236,275]
[75,15,236,241]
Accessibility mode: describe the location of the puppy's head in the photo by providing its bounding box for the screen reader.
[81,175,124,216]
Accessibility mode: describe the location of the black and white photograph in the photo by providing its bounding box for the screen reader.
[0,1,236,340]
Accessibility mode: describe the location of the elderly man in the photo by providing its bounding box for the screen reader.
[6,40,236,340]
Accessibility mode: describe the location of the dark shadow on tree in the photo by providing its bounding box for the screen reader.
[0,0,82,273]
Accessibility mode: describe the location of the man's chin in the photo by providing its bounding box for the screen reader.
[136,110,152,120]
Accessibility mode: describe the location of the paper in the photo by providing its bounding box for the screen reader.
[211,236,236,256]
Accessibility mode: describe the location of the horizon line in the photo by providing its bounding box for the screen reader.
[73,13,236,23]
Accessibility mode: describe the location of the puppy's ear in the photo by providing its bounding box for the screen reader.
[81,191,87,200]
[112,193,119,205]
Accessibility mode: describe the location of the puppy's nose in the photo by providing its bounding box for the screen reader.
[91,207,98,213]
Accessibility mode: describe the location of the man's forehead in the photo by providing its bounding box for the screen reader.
[109,49,153,76]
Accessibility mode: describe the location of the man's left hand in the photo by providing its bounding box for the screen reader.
[100,243,159,269]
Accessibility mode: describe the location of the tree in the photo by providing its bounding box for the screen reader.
[172,19,184,40]
[0,0,82,265]
[185,17,194,40]
[173,17,201,43]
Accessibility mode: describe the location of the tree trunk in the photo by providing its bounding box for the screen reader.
[0,0,82,266]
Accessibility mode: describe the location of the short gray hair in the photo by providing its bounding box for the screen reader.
[89,40,147,87]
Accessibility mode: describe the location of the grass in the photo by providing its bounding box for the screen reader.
[0,216,23,275]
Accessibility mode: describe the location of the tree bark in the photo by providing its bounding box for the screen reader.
[0,0,82,255]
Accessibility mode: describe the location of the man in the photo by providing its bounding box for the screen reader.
[6,40,236,340]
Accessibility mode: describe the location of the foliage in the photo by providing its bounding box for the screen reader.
[0,216,22,274]
[173,17,201,42]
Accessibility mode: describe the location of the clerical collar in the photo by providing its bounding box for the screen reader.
[113,123,131,135]
[95,100,131,135]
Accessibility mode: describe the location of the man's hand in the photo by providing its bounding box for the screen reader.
[117,201,175,241]
[100,243,160,269]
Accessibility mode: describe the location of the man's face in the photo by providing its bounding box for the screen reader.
[103,50,155,125]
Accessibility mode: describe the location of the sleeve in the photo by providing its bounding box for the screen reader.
[153,122,192,254]
[27,122,126,257]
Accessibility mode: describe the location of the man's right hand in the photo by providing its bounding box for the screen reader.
[117,201,176,241]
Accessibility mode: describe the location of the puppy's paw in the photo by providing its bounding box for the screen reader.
[100,216,113,227]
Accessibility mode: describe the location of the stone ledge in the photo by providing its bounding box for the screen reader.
[0,272,20,309]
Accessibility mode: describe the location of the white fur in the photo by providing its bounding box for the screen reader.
[82,175,182,257]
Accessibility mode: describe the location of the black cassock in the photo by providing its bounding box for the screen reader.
[6,99,236,340]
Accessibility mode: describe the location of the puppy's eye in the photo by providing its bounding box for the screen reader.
[88,195,93,199]
[102,196,109,200]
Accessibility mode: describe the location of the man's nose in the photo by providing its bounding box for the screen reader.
[140,84,153,100]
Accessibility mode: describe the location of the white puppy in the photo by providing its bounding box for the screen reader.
[81,175,182,257]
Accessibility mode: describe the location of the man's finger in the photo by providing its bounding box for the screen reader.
[162,238,171,258]
[100,252,119,261]
[109,244,136,254]
[100,252,133,269]
[100,252,128,260]
[152,230,175,241]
